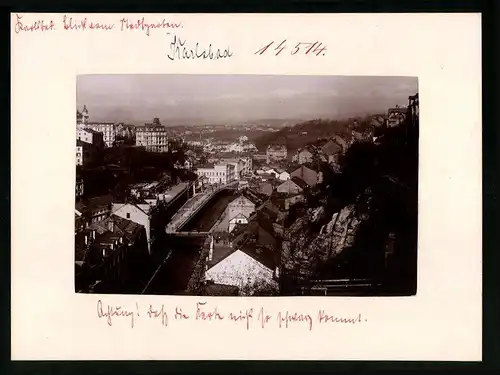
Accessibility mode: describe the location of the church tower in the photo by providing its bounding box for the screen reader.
[82,105,89,124]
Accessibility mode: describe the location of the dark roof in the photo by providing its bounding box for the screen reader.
[258,200,284,216]
[277,179,304,193]
[208,245,235,268]
[202,283,239,296]
[238,241,280,270]
[297,163,320,174]
[76,139,92,147]
[86,194,113,210]
[291,176,309,190]
[75,201,87,213]
[88,214,144,242]
[82,128,103,135]
[321,140,342,155]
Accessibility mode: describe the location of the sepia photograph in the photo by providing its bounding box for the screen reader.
[74,74,419,297]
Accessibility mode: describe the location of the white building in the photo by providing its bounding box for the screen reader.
[195,163,236,185]
[135,118,169,152]
[77,128,105,149]
[205,244,278,296]
[226,195,256,232]
[277,170,290,181]
[77,105,116,147]
[111,202,152,253]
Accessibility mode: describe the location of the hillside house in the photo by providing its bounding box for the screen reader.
[276,176,308,195]
[293,148,314,165]
[111,202,152,253]
[205,220,280,296]
[320,139,343,165]
[266,145,287,164]
[289,165,323,187]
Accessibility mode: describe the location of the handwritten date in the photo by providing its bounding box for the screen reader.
[255,40,327,57]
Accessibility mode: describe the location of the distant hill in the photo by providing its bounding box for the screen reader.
[253,114,385,152]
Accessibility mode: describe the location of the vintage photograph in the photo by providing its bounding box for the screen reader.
[74,74,419,297]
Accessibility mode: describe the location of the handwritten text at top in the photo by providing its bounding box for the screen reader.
[13,14,182,36]
[255,40,327,57]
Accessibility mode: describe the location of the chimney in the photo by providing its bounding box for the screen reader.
[107,220,114,232]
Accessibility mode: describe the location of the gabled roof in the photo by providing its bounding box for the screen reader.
[111,202,151,216]
[277,179,301,191]
[81,128,103,135]
[320,139,342,155]
[86,194,113,210]
[208,237,279,271]
[229,194,256,208]
[87,214,144,242]
[290,176,309,190]
[229,212,248,222]
[296,147,314,155]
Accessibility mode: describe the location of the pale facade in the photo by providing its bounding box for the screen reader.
[196,163,236,184]
[227,196,256,224]
[228,213,249,232]
[278,171,290,181]
[266,145,287,164]
[77,128,105,148]
[111,203,152,253]
[80,122,116,147]
[135,120,169,152]
[76,105,116,147]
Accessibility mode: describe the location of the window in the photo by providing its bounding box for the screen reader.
[126,213,131,219]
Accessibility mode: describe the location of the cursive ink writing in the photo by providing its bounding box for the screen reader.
[277,311,313,331]
[317,311,365,324]
[196,301,224,321]
[258,307,272,329]
[120,17,182,36]
[167,33,233,61]
[146,304,169,327]
[228,308,253,330]
[63,15,114,31]
[255,40,327,57]
[14,14,55,34]
[96,299,136,328]
[175,306,190,320]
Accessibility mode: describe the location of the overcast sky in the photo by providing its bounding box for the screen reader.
[76,75,418,125]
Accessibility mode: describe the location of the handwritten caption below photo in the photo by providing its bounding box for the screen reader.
[97,300,368,331]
